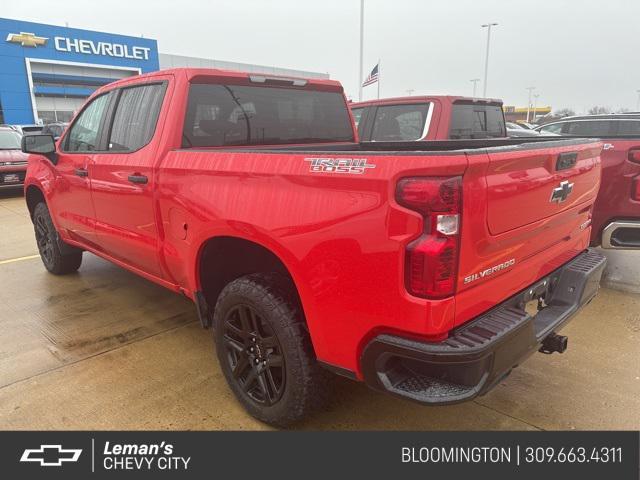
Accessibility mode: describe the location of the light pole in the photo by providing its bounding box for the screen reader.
[532,93,540,123]
[481,23,498,97]
[470,78,480,97]
[525,86,536,122]
[358,0,365,102]
[636,90,640,111]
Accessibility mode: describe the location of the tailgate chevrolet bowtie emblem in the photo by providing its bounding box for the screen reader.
[550,180,574,203]
[6,32,48,47]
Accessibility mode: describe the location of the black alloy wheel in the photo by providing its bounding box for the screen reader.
[34,211,55,266]
[222,304,285,406]
[213,273,332,427]
[32,202,83,275]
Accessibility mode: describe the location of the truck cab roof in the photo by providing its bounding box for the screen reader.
[350,95,503,108]
[98,67,345,94]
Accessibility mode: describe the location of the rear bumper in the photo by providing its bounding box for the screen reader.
[602,220,640,249]
[360,248,606,405]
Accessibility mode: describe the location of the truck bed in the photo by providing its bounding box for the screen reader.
[162,136,602,370]
[180,136,592,153]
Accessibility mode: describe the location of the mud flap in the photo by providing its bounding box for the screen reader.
[194,290,212,329]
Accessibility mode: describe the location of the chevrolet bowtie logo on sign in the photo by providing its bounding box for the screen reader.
[6,32,48,47]
[20,445,82,467]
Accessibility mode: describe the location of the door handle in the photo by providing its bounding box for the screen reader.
[603,143,615,150]
[74,168,88,177]
[128,174,148,184]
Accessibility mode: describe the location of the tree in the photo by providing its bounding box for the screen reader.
[588,106,611,115]
[554,108,575,118]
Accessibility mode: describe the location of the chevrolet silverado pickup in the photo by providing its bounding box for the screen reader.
[349,95,507,141]
[22,68,606,426]
[536,114,640,248]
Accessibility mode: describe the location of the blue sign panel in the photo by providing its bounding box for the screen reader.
[0,17,159,124]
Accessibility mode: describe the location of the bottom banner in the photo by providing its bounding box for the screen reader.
[0,431,637,479]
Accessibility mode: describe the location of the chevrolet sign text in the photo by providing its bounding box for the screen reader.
[54,37,151,60]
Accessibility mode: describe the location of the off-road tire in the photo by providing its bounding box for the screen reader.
[213,272,331,427]
[33,202,83,275]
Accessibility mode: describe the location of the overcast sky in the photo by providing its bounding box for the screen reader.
[5,0,639,113]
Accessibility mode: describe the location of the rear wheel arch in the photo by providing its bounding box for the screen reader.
[196,236,308,326]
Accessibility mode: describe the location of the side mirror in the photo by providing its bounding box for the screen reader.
[21,134,58,165]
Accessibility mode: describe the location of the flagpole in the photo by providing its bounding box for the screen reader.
[358,0,364,101]
[377,59,380,99]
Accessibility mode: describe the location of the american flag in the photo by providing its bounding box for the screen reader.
[362,63,379,87]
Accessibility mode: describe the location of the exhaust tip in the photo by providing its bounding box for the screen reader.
[539,332,568,354]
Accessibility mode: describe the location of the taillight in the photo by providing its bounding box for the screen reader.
[633,176,640,201]
[628,149,640,164]
[396,177,462,298]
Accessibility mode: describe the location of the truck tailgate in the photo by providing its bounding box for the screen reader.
[486,142,601,234]
[454,139,602,328]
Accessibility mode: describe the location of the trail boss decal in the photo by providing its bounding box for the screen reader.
[304,157,376,174]
[464,258,516,285]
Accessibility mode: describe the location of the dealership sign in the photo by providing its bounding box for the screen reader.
[6,31,151,60]
[54,37,151,60]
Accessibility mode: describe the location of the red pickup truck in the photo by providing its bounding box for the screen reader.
[22,68,606,426]
[349,96,507,141]
[535,114,640,249]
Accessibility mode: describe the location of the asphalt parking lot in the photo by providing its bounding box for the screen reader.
[0,188,638,431]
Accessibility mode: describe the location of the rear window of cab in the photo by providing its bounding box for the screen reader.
[182,84,354,147]
[370,103,431,141]
[449,102,506,139]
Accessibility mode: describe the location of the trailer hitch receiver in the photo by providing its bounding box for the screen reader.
[539,332,568,354]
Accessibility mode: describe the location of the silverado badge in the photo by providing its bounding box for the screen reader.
[464,258,516,285]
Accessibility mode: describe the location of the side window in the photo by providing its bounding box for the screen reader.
[370,103,430,141]
[539,123,563,134]
[64,93,112,152]
[617,120,640,135]
[565,121,613,136]
[108,84,165,151]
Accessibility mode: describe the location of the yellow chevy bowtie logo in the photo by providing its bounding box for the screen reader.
[6,32,48,47]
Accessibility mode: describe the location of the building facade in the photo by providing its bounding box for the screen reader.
[503,105,552,124]
[0,18,159,125]
[0,17,328,126]
[159,53,328,80]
